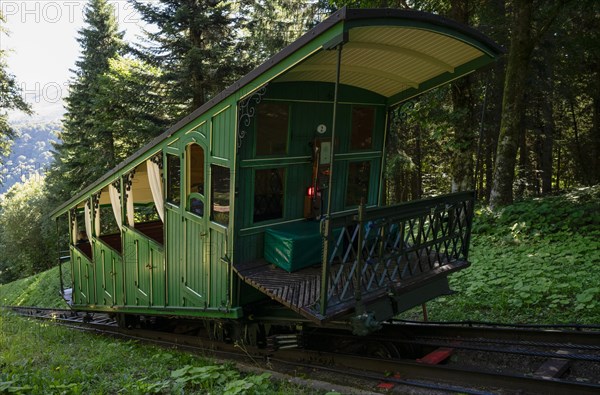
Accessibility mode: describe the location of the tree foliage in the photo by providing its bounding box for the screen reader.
[93,56,181,161]
[0,175,55,283]
[131,0,252,112]
[243,0,331,63]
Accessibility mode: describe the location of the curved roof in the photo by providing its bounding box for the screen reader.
[275,8,503,104]
[50,7,503,218]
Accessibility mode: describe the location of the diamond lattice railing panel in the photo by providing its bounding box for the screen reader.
[312,192,475,318]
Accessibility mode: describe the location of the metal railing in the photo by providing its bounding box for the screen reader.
[314,191,475,317]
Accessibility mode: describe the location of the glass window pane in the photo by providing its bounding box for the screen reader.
[189,196,204,217]
[188,144,204,195]
[256,103,289,156]
[350,106,375,150]
[346,161,370,207]
[211,165,230,226]
[254,168,285,222]
[166,154,180,205]
[186,144,205,217]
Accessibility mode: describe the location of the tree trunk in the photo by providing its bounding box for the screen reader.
[592,89,600,184]
[570,98,590,184]
[412,125,422,199]
[515,125,528,200]
[489,0,534,209]
[449,0,475,192]
[540,97,554,194]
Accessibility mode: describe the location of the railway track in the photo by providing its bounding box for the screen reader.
[6,306,600,394]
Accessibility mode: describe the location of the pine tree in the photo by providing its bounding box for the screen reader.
[48,0,125,199]
[131,0,252,112]
[94,56,182,161]
[243,0,329,63]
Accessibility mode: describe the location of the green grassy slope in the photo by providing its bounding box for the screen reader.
[0,263,69,308]
[0,313,311,394]
[407,185,600,324]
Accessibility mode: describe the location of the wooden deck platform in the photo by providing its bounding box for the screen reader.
[234,259,323,320]
[234,253,469,323]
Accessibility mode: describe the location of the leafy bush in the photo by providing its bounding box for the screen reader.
[0,313,304,394]
[0,175,58,283]
[403,185,600,324]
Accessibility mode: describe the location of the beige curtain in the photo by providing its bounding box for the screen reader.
[84,202,92,240]
[109,184,122,231]
[71,214,78,244]
[146,158,164,222]
[126,187,135,227]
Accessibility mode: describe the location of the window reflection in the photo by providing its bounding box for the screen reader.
[346,161,370,207]
[256,103,289,156]
[166,154,180,205]
[188,144,204,195]
[254,168,285,222]
[350,106,374,151]
[187,144,205,217]
[211,165,230,226]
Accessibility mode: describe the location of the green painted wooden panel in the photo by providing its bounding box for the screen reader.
[122,226,166,307]
[183,216,207,307]
[234,232,264,269]
[123,233,150,306]
[265,81,387,105]
[149,244,166,307]
[208,229,229,309]
[92,239,123,307]
[123,230,137,306]
[166,207,183,307]
[211,107,234,161]
[234,82,387,268]
[71,247,93,306]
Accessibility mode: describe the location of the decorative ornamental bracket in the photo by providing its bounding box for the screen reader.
[237,83,268,150]
[398,100,416,121]
[92,193,101,211]
[112,179,121,193]
[150,152,163,170]
[124,169,136,202]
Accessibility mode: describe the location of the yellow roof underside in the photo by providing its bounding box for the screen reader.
[276,26,484,98]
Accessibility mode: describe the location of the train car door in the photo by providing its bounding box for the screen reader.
[180,140,209,307]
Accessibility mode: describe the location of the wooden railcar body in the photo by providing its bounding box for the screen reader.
[51,8,503,333]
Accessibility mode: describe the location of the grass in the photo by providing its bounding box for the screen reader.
[0,312,317,394]
[401,185,600,324]
[0,263,70,308]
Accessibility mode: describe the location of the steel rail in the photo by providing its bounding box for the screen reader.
[384,320,600,345]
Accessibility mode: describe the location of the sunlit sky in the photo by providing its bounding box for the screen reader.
[1,0,147,123]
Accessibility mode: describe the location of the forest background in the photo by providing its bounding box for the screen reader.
[0,0,598,282]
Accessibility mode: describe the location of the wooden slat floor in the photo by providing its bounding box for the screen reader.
[234,251,468,323]
[234,259,323,321]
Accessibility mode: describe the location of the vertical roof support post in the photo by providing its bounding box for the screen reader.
[320,42,344,317]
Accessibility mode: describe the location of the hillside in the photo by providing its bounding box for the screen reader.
[0,263,69,307]
[1,186,599,324]
[0,121,61,194]
[408,185,600,324]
